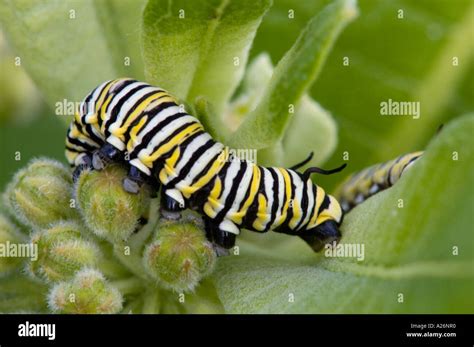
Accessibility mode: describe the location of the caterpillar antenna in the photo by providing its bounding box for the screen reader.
[290,152,314,170]
[302,163,347,181]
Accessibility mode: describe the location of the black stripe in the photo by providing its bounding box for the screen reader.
[121,90,160,125]
[67,135,97,152]
[188,159,230,212]
[81,90,94,124]
[385,155,406,186]
[401,155,421,173]
[279,170,296,232]
[123,96,174,144]
[84,124,103,145]
[242,166,267,232]
[166,138,215,188]
[129,113,189,158]
[190,147,223,186]
[65,145,82,153]
[213,162,248,223]
[136,106,183,138]
[317,193,331,215]
[104,84,149,137]
[295,178,310,231]
[148,121,200,158]
[97,79,136,129]
[235,164,258,220]
[267,168,280,230]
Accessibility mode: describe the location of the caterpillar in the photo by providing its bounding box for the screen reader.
[335,151,423,213]
[65,78,346,254]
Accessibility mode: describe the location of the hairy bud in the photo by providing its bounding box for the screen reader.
[48,268,122,314]
[75,165,150,243]
[28,221,101,282]
[143,217,216,292]
[3,158,77,229]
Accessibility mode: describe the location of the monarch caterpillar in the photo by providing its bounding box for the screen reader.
[335,151,423,213]
[66,78,346,254]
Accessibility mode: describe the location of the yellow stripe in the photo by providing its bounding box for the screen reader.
[231,165,260,224]
[112,92,166,140]
[203,177,223,218]
[159,146,181,183]
[99,95,113,133]
[252,193,268,231]
[181,147,228,199]
[127,115,148,152]
[308,186,326,228]
[140,122,203,167]
[274,168,292,226]
[94,81,114,113]
[288,199,302,229]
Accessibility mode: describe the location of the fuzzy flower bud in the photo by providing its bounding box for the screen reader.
[48,268,122,314]
[28,221,101,282]
[75,165,151,243]
[3,158,77,229]
[143,216,216,292]
[0,213,26,274]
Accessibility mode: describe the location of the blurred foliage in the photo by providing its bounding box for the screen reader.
[0,0,473,313]
[251,0,474,190]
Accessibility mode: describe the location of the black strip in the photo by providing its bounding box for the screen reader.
[294,177,310,231]
[129,112,189,158]
[96,80,136,129]
[65,145,82,153]
[242,166,267,232]
[66,136,97,152]
[123,96,173,144]
[166,138,215,187]
[266,168,280,230]
[137,108,185,139]
[104,84,149,137]
[190,149,223,186]
[279,170,296,232]
[84,123,103,145]
[317,194,331,215]
[213,162,248,223]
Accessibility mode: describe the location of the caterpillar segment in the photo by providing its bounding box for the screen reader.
[65,78,347,254]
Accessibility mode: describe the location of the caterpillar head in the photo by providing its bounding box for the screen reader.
[299,195,344,252]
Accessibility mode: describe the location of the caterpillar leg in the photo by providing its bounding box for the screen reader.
[122,166,146,194]
[161,188,186,212]
[92,143,122,170]
[159,188,186,220]
[72,153,93,182]
[299,220,341,252]
[203,218,237,257]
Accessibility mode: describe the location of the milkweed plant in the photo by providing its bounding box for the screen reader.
[0,0,473,314]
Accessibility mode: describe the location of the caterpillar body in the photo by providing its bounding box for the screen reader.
[335,151,423,213]
[66,78,346,254]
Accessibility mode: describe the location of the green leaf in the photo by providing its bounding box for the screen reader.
[0,0,146,112]
[213,114,474,313]
[194,96,230,142]
[226,53,338,167]
[142,0,272,114]
[228,0,358,150]
[251,0,474,190]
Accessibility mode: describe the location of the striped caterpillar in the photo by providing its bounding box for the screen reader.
[335,152,423,213]
[66,78,346,254]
